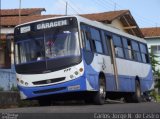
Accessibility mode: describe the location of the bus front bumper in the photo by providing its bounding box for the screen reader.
[18,76,87,100]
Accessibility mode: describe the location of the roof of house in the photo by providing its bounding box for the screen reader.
[81,10,143,38]
[1,15,59,26]
[0,9,143,38]
[141,27,160,38]
[81,10,128,22]
[0,8,45,16]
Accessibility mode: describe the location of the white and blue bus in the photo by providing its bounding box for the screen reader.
[14,16,154,105]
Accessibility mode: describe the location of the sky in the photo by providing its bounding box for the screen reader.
[1,0,160,28]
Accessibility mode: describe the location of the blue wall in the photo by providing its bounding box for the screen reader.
[0,65,16,91]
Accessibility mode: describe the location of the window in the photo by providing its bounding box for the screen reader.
[100,31,109,55]
[113,35,124,58]
[122,38,133,59]
[81,25,91,51]
[131,41,141,62]
[0,48,5,68]
[151,45,160,54]
[0,40,11,69]
[90,27,103,53]
[140,43,149,63]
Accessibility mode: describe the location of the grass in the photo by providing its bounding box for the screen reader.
[156,95,160,102]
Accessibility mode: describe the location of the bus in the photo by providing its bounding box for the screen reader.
[14,16,154,105]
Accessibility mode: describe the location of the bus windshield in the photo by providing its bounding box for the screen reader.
[15,24,80,65]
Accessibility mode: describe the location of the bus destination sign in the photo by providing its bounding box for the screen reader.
[36,20,68,30]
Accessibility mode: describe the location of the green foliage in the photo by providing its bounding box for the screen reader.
[149,52,160,73]
[150,90,160,102]
[149,52,160,89]
[11,84,18,91]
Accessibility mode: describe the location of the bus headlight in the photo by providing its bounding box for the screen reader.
[74,71,79,75]
[25,82,28,86]
[17,78,20,82]
[70,75,74,79]
[20,80,24,84]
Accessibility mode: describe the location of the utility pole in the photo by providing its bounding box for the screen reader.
[65,2,68,16]
[19,0,22,24]
[114,2,117,11]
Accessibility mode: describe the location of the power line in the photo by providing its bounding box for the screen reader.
[62,0,79,15]
[103,0,158,27]
[92,0,113,12]
[60,0,158,27]
[68,0,86,14]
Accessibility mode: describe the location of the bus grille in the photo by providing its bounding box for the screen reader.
[33,87,66,94]
[32,77,65,85]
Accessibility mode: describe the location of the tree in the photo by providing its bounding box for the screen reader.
[149,52,160,89]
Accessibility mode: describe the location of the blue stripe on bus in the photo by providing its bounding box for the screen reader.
[83,58,153,92]
[18,62,153,99]
[18,75,87,99]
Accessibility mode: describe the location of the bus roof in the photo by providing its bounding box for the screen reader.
[15,15,146,43]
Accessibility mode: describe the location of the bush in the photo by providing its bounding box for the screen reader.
[11,84,18,91]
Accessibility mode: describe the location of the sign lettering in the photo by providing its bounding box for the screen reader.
[20,26,31,33]
[37,20,68,30]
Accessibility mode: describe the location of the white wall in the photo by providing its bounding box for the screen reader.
[146,38,160,71]
[1,27,14,34]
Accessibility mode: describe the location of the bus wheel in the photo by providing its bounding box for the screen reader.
[133,80,142,103]
[94,77,106,105]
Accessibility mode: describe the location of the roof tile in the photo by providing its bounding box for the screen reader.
[141,27,160,37]
[81,10,129,22]
[0,10,129,26]
[0,8,45,16]
[1,15,59,26]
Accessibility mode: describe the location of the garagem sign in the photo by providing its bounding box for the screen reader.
[36,20,68,30]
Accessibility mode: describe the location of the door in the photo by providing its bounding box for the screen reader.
[105,35,119,91]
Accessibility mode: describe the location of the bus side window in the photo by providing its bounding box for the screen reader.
[122,38,133,60]
[113,35,124,58]
[101,31,109,55]
[81,25,91,51]
[90,27,103,53]
[131,41,142,62]
[140,43,149,63]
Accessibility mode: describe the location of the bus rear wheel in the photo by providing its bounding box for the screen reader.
[125,80,142,103]
[133,80,142,103]
[93,77,106,105]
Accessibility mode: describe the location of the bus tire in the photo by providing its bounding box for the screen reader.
[133,80,142,103]
[93,77,106,105]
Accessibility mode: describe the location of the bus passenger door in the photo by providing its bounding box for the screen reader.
[105,35,119,91]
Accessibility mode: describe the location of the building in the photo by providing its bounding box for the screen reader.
[0,8,143,90]
[141,27,160,94]
[0,8,46,90]
[141,27,160,71]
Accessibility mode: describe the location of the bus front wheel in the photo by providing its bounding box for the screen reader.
[93,77,106,105]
